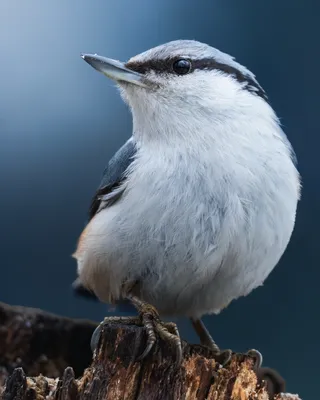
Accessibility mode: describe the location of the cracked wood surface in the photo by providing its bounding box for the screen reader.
[0,302,301,399]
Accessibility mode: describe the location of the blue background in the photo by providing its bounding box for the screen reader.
[0,1,317,397]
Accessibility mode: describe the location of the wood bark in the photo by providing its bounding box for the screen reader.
[0,302,301,399]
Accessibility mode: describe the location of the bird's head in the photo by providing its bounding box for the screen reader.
[81,40,274,144]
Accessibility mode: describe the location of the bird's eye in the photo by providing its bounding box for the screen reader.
[172,59,192,75]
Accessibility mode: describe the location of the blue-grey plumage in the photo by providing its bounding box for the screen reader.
[89,137,136,219]
[74,138,137,313]
[74,40,300,365]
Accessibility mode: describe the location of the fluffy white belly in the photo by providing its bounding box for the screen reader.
[75,151,299,318]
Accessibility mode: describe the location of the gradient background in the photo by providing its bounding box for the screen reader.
[0,1,317,397]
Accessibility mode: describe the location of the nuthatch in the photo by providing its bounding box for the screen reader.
[73,40,300,367]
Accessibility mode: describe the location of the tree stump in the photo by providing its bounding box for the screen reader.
[0,302,301,399]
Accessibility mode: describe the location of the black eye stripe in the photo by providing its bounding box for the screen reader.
[125,57,267,101]
[193,59,267,101]
[126,58,181,74]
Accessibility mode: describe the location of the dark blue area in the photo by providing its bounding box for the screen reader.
[0,1,317,397]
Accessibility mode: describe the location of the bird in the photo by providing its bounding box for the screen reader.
[73,40,301,367]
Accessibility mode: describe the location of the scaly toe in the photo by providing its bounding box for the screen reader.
[136,316,183,367]
[200,339,232,366]
[155,321,183,367]
[90,316,140,353]
[211,348,233,366]
[246,348,263,370]
[125,295,183,366]
[90,324,103,352]
[135,312,157,361]
[220,349,233,366]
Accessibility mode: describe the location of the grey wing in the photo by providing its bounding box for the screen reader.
[89,137,136,220]
[72,136,137,308]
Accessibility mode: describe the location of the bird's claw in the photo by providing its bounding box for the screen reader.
[246,348,263,370]
[91,324,102,352]
[131,298,183,367]
[190,318,232,366]
[213,348,233,366]
[200,344,232,366]
[90,299,183,367]
[136,317,183,367]
[90,316,139,352]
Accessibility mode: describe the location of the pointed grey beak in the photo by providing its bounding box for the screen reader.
[81,53,146,87]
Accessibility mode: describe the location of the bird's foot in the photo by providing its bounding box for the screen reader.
[128,295,183,367]
[90,297,183,367]
[190,318,232,366]
[202,339,232,367]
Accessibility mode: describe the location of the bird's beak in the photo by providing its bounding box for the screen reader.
[81,53,146,87]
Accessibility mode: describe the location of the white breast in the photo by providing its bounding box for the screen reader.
[75,121,300,318]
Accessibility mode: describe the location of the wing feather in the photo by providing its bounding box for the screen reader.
[89,137,136,219]
[73,137,136,307]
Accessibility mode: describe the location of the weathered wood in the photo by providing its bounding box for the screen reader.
[0,302,301,399]
[0,302,96,383]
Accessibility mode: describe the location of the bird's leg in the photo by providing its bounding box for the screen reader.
[190,318,232,366]
[90,295,182,366]
[190,318,263,368]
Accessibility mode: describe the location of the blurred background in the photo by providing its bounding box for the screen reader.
[0,0,317,397]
